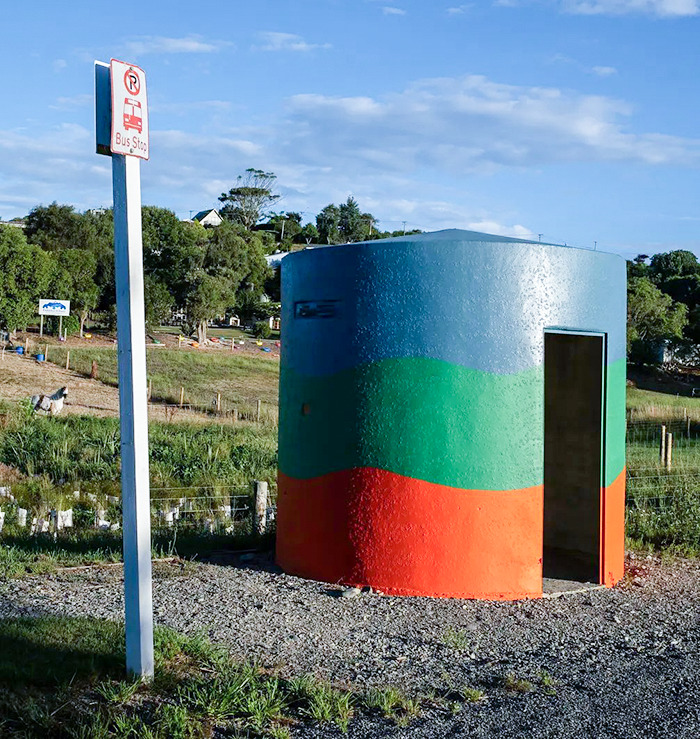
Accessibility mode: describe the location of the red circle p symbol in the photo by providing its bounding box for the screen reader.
[124,69,140,96]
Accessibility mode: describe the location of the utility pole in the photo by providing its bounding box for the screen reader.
[402,221,407,235]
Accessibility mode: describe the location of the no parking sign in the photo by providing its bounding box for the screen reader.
[110,59,149,159]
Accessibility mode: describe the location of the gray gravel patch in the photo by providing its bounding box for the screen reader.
[1,553,699,737]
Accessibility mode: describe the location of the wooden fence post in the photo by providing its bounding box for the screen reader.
[65,351,70,370]
[44,344,49,362]
[216,393,221,413]
[232,408,238,423]
[179,387,185,407]
[660,424,666,465]
[90,360,98,379]
[666,432,673,471]
[148,378,152,401]
[688,416,691,439]
[252,480,268,535]
[256,399,262,423]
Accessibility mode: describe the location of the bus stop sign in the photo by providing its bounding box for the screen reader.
[110,59,149,160]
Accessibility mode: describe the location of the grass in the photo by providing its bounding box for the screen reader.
[441,626,472,651]
[502,673,534,693]
[45,345,280,420]
[0,617,373,738]
[0,527,274,578]
[0,402,277,491]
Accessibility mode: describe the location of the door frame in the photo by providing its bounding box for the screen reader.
[543,328,608,583]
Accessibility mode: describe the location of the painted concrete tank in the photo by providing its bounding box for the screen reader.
[276,230,626,600]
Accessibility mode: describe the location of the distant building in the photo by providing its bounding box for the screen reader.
[265,251,287,269]
[0,218,26,229]
[192,209,223,228]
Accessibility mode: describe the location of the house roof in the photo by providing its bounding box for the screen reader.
[193,209,220,222]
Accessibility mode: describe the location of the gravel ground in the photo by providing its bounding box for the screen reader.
[1,553,699,738]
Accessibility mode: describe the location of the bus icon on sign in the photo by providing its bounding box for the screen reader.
[123,98,142,133]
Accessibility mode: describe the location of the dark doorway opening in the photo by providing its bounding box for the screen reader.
[543,331,605,583]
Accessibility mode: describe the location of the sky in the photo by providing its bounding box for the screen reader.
[2,0,700,259]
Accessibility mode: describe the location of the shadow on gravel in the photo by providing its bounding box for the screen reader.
[196,547,282,574]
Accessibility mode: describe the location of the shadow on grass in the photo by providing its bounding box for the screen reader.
[0,615,125,687]
[0,528,277,576]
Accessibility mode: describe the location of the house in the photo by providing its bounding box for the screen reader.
[192,209,223,228]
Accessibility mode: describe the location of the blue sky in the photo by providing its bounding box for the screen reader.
[2,0,700,259]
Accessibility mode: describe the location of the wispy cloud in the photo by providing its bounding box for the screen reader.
[52,59,67,73]
[550,54,619,76]
[124,35,227,56]
[446,4,472,14]
[504,0,700,15]
[256,32,331,52]
[562,0,699,16]
[50,94,92,111]
[282,74,700,174]
[592,65,618,77]
[382,6,407,15]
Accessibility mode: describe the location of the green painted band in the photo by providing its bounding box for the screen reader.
[604,357,627,488]
[280,358,544,490]
[280,356,626,491]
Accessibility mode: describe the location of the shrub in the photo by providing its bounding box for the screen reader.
[254,321,271,339]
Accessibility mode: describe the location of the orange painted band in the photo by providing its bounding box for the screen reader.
[277,468,544,600]
[601,468,626,587]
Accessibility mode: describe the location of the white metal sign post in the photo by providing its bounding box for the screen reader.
[95,59,153,679]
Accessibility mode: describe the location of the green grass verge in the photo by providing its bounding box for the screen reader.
[0,618,435,738]
[0,403,277,492]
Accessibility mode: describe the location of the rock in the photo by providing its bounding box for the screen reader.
[340,587,361,599]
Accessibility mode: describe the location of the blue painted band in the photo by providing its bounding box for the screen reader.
[282,231,626,378]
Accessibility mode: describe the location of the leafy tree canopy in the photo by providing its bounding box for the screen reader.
[0,226,54,334]
[218,169,280,230]
[627,276,688,362]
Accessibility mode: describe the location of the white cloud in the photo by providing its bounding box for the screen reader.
[592,65,618,77]
[50,94,92,110]
[563,0,699,15]
[382,6,407,14]
[446,4,471,14]
[499,0,698,14]
[256,32,331,52]
[281,74,700,174]
[124,35,226,56]
[466,220,534,238]
[550,54,618,77]
[52,59,67,72]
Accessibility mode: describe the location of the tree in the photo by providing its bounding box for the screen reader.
[316,204,340,244]
[142,206,205,307]
[316,197,378,244]
[296,222,319,245]
[649,250,700,284]
[181,222,271,343]
[627,276,687,362]
[144,276,173,331]
[0,226,54,335]
[185,273,237,344]
[259,211,303,251]
[25,203,86,251]
[218,169,280,229]
[53,249,99,337]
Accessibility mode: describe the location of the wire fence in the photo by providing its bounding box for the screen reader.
[0,481,277,536]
